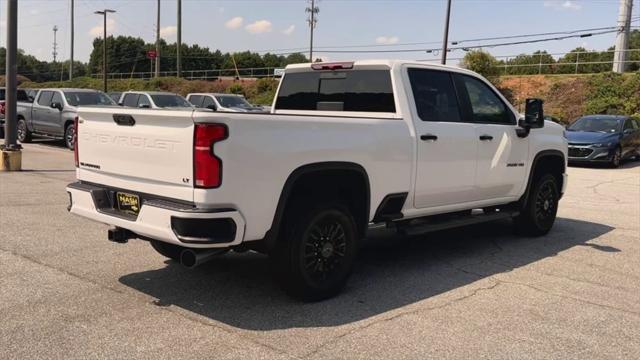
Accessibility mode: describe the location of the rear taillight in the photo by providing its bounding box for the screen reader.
[0,101,5,115]
[73,117,79,167]
[194,123,228,188]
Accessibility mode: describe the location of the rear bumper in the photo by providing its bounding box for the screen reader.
[66,182,246,249]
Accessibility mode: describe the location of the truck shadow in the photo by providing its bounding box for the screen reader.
[119,217,614,330]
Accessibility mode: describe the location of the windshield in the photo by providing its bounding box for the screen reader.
[568,117,622,133]
[150,94,192,108]
[215,95,251,108]
[65,91,115,106]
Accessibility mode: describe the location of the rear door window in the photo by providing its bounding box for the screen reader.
[37,91,54,106]
[122,94,139,107]
[408,68,461,122]
[275,70,396,113]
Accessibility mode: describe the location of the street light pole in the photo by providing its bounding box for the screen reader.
[441,0,452,65]
[70,0,74,80]
[177,0,182,78]
[94,9,115,92]
[155,0,160,78]
[1,0,21,171]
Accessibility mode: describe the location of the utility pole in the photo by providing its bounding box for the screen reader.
[94,9,116,92]
[155,0,160,78]
[2,0,21,171]
[613,0,633,73]
[70,0,74,80]
[306,0,319,62]
[441,0,452,65]
[52,26,58,62]
[177,0,182,78]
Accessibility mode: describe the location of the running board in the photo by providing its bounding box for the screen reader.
[398,210,518,237]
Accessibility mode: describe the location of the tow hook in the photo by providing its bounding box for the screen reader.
[107,227,136,244]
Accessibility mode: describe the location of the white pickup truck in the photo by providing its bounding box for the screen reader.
[67,60,568,300]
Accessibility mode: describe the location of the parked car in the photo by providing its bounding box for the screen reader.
[16,88,116,149]
[118,91,193,109]
[186,93,268,113]
[107,92,122,103]
[67,60,568,300]
[566,115,640,167]
[0,87,31,138]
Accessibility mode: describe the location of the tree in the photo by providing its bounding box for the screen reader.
[504,51,556,75]
[460,50,501,82]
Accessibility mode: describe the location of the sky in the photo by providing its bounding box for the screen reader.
[0,0,639,66]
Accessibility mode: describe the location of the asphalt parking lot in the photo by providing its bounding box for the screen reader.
[1,141,639,359]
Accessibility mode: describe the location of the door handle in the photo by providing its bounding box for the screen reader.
[479,135,494,141]
[420,134,438,141]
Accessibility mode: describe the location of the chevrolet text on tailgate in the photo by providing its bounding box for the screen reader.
[67,60,568,301]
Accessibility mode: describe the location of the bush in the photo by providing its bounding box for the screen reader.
[460,50,501,83]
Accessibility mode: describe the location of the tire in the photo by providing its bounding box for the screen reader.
[514,174,559,237]
[16,118,32,143]
[149,240,185,262]
[64,123,75,150]
[272,203,359,301]
[609,147,622,168]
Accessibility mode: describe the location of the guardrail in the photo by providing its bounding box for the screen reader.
[91,67,280,80]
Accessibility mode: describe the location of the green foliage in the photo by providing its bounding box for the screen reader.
[87,36,309,77]
[226,83,245,95]
[503,51,555,75]
[584,72,640,115]
[460,50,500,82]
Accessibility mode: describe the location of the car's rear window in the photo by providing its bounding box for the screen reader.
[275,70,396,113]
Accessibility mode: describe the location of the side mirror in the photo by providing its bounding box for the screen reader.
[138,104,151,109]
[50,102,63,111]
[206,104,217,111]
[522,98,545,129]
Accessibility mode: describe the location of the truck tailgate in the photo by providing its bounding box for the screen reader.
[76,107,195,202]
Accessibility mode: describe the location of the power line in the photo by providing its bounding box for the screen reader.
[270,29,619,55]
[250,25,624,54]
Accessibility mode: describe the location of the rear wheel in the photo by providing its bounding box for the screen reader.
[149,240,185,262]
[17,118,32,143]
[514,174,559,236]
[273,203,359,301]
[64,123,75,150]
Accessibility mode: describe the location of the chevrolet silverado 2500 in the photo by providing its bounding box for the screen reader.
[67,60,568,300]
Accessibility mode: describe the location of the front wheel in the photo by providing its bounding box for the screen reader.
[514,174,559,236]
[273,203,359,301]
[609,147,622,168]
[17,118,32,143]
